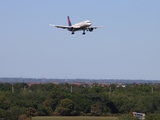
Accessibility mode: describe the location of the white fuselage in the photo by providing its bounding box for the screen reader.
[70,20,92,31]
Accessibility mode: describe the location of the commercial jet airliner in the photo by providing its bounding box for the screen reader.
[49,16,103,35]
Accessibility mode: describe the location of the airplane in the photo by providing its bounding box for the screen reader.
[49,16,103,35]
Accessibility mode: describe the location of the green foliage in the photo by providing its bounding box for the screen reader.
[0,95,10,110]
[2,106,27,120]
[54,98,75,116]
[146,113,160,120]
[18,114,29,120]
[28,107,36,120]
[1,82,160,119]
[43,91,65,114]
[0,83,12,91]
[32,116,119,120]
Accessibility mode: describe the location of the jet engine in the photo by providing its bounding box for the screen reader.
[68,27,74,31]
[88,28,94,32]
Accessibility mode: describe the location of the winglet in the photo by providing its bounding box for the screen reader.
[67,16,72,26]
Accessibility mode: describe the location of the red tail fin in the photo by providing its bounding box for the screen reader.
[67,16,72,26]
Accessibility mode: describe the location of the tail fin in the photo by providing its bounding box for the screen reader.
[67,16,72,26]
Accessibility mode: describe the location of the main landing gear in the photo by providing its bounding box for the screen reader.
[82,30,85,35]
[71,31,74,34]
[71,30,86,35]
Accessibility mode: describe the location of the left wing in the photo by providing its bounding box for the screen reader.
[86,26,104,32]
[88,26,104,29]
[49,24,81,29]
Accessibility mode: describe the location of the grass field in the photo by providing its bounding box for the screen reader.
[32,116,119,120]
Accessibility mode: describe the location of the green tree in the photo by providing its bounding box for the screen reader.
[54,98,75,116]
[18,114,29,120]
[27,107,36,120]
[0,95,10,110]
[4,106,24,120]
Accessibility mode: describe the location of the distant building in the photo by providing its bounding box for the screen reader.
[116,84,126,88]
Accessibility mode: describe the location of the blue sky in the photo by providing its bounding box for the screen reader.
[0,1,160,80]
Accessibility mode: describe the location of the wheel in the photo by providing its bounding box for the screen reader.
[82,30,85,35]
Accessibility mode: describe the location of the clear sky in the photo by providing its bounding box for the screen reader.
[0,1,160,80]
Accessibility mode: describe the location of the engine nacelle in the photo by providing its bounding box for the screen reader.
[68,27,74,31]
[88,28,94,32]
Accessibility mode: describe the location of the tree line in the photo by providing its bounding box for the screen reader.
[1,82,160,120]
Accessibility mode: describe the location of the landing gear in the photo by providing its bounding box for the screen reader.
[71,31,74,34]
[82,30,85,35]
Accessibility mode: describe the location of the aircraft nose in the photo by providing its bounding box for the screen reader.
[88,22,91,26]
[86,20,91,26]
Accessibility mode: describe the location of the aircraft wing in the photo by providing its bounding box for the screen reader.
[49,24,81,29]
[89,26,104,29]
[49,24,70,29]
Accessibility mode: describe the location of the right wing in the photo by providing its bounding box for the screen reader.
[49,24,70,29]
